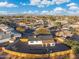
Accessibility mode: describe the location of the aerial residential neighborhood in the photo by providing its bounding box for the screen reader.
[0,0,79,59]
[0,15,79,59]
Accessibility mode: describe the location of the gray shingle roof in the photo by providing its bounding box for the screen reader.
[67,35,79,41]
[28,35,53,41]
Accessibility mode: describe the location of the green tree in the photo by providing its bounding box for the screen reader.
[64,39,79,54]
[34,28,51,35]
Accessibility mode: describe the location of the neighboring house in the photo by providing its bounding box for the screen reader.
[0,24,14,34]
[18,22,26,26]
[47,20,54,28]
[27,27,55,46]
[66,34,79,42]
[28,35,55,47]
[3,37,72,59]
[69,22,79,28]
[55,20,68,25]
[17,20,31,27]
[0,24,8,32]
[11,31,21,38]
[56,30,72,38]
[36,19,44,25]
[0,31,11,46]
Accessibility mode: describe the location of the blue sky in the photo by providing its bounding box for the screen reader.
[0,0,79,15]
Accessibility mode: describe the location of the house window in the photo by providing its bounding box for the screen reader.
[50,43,55,46]
[34,36,36,38]
[30,41,34,43]
[28,41,42,45]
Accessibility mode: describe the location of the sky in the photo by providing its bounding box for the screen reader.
[0,0,79,15]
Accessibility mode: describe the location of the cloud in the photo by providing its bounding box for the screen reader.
[40,0,53,6]
[40,7,78,15]
[53,7,79,15]
[0,11,7,14]
[29,0,45,7]
[53,7,67,15]
[67,11,79,16]
[29,0,70,7]
[53,7,65,12]
[0,11,19,15]
[41,10,52,15]
[21,7,73,15]
[0,2,17,7]
[37,7,67,15]
[54,0,70,4]
[66,3,79,15]
[20,2,26,6]
[67,3,79,10]
[1,9,79,16]
[67,3,77,7]
[23,10,39,14]
[30,0,40,5]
